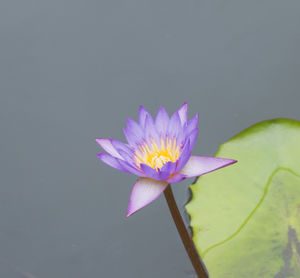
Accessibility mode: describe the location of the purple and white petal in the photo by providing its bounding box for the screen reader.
[144,114,160,145]
[175,139,191,171]
[141,161,175,181]
[166,173,186,184]
[118,159,144,176]
[126,178,168,216]
[167,111,181,139]
[97,153,126,172]
[185,113,199,135]
[140,164,160,180]
[155,107,169,135]
[123,118,144,146]
[111,139,134,157]
[117,149,135,165]
[159,161,176,180]
[95,138,123,159]
[179,156,237,178]
[139,106,151,128]
[187,128,198,151]
[178,103,188,126]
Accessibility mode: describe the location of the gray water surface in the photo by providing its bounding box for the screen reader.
[1,0,300,277]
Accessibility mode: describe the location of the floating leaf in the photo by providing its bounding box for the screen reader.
[186,119,300,277]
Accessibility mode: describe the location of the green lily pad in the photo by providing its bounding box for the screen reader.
[186,119,300,278]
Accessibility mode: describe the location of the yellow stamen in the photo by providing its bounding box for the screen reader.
[134,137,181,171]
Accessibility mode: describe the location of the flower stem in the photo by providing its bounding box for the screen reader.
[163,184,208,278]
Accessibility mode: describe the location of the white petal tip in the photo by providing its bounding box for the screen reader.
[126,209,134,217]
[180,156,238,178]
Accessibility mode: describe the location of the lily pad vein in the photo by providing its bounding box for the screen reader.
[202,167,300,258]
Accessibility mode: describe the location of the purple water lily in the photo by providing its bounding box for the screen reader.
[96,103,236,216]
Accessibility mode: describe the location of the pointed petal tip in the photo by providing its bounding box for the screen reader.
[126,207,135,217]
[95,137,105,144]
[178,103,188,126]
[97,152,103,158]
[179,156,237,178]
[223,158,238,165]
[126,117,134,125]
[95,138,125,159]
[139,105,145,111]
[138,105,146,116]
[157,106,169,116]
[97,152,109,161]
[180,102,188,109]
[216,157,238,169]
[126,209,132,217]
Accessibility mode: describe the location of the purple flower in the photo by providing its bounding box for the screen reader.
[96,103,237,216]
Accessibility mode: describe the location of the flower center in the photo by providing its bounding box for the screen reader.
[134,137,181,171]
[151,155,170,169]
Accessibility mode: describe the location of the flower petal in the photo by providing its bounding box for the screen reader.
[123,118,144,146]
[111,139,134,157]
[179,156,237,178]
[155,107,169,135]
[97,153,127,173]
[188,128,198,151]
[167,111,181,138]
[144,114,160,145]
[126,178,168,216]
[166,173,186,184]
[95,138,123,159]
[118,159,144,176]
[185,113,199,135]
[178,103,188,126]
[160,161,176,178]
[117,149,135,164]
[139,106,151,128]
[175,139,191,171]
[140,161,176,181]
[140,164,160,180]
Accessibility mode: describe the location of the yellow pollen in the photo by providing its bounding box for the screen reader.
[134,137,181,171]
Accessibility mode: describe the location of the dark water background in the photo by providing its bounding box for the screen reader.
[1,0,300,277]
